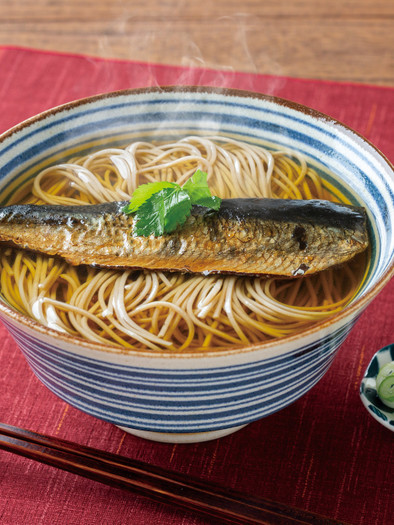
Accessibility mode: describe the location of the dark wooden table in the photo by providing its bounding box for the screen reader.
[0,0,393,86]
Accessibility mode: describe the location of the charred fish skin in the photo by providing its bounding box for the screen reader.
[0,198,369,277]
[199,198,367,230]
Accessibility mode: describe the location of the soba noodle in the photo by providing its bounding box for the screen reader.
[0,136,366,352]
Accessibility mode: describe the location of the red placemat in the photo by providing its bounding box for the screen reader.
[0,46,393,525]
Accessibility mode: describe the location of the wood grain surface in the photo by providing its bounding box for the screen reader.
[0,0,393,85]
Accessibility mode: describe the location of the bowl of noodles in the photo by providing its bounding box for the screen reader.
[0,87,393,443]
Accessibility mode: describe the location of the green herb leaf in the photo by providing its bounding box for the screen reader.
[134,187,192,237]
[182,170,221,210]
[123,181,178,214]
[123,171,221,237]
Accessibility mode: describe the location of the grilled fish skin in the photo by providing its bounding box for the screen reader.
[0,198,368,277]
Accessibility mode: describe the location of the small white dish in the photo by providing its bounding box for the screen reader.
[360,343,394,431]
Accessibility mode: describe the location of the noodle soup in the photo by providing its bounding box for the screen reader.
[0,88,391,440]
[0,136,369,353]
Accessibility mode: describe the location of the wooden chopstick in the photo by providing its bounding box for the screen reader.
[0,423,347,525]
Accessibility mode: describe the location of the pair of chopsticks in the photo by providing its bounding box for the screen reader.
[0,423,346,525]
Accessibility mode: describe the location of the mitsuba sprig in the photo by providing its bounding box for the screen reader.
[122,170,222,237]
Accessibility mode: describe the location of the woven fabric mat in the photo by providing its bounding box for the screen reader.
[0,46,393,525]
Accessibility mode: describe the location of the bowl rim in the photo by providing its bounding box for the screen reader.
[0,85,393,360]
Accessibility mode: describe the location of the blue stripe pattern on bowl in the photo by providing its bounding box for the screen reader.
[3,316,354,431]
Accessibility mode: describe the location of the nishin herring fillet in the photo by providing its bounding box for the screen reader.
[0,198,369,277]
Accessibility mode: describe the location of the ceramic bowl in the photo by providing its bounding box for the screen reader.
[0,87,393,443]
[360,344,394,431]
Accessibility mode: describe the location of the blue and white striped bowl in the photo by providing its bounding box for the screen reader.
[0,87,393,443]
